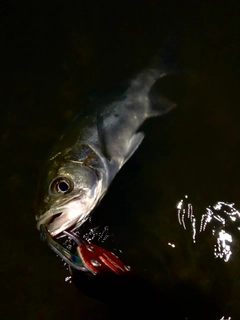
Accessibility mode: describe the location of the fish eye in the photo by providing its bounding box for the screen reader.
[50,177,73,194]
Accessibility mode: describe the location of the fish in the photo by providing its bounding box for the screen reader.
[35,54,177,237]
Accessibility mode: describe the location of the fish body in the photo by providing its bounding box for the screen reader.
[36,63,176,237]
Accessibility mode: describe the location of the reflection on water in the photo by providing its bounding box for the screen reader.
[168,242,176,248]
[82,225,110,244]
[177,196,240,262]
[177,195,197,243]
[58,224,112,250]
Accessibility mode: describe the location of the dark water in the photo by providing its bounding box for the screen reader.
[1,1,239,319]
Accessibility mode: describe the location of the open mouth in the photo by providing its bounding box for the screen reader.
[46,212,63,226]
[42,212,65,237]
[43,211,80,237]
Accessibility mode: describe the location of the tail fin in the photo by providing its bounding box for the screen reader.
[146,36,184,117]
[147,36,184,74]
[148,89,177,117]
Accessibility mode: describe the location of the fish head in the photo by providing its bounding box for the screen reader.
[36,155,102,237]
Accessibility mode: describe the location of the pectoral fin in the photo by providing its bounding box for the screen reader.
[97,109,112,161]
[97,107,144,167]
[121,132,144,167]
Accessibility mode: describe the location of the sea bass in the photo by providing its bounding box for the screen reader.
[36,60,176,237]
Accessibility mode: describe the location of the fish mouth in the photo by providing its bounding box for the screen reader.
[46,212,63,226]
[36,195,82,234]
[46,212,71,238]
[36,193,96,236]
[37,212,64,235]
[37,207,85,237]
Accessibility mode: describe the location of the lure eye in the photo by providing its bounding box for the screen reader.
[50,177,73,194]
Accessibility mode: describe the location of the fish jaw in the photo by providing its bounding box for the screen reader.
[36,196,95,237]
[46,210,86,237]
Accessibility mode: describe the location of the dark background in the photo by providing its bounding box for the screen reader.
[1,1,239,319]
